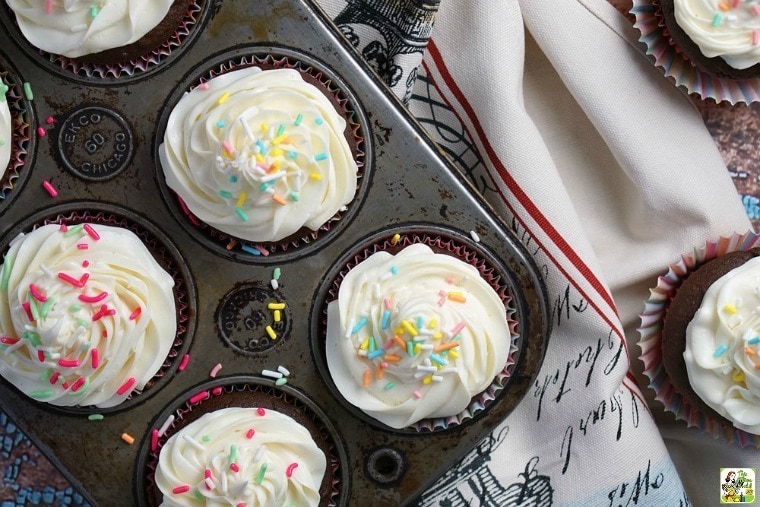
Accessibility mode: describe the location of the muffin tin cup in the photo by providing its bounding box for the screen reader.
[0,201,197,415]
[639,230,760,447]
[154,45,371,264]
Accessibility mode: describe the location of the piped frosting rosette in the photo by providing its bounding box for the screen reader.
[325,243,512,429]
[639,231,760,447]
[0,223,176,408]
[6,0,174,59]
[154,407,326,507]
[159,66,358,244]
[631,0,760,104]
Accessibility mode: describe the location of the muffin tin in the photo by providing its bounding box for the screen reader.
[0,0,550,505]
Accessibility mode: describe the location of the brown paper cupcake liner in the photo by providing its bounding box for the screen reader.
[0,61,33,209]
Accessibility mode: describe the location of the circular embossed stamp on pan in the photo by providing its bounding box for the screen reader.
[154,45,371,264]
[56,106,134,182]
[0,202,197,415]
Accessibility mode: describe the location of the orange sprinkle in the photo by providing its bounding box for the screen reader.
[226,240,237,250]
[718,1,730,10]
[363,370,371,387]
[746,346,756,356]
[272,194,287,206]
[384,354,401,362]
[377,367,384,380]
[434,342,461,353]
[447,292,467,303]
[392,335,406,349]
[121,433,135,445]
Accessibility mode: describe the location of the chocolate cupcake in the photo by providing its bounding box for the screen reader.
[139,377,346,506]
[3,0,207,80]
[316,228,521,432]
[639,232,760,446]
[0,205,194,412]
[156,49,368,261]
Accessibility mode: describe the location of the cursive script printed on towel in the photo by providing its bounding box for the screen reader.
[606,459,665,507]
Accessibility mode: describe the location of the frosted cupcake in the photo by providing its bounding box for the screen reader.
[325,242,513,429]
[0,81,10,182]
[0,222,177,408]
[159,65,359,245]
[155,407,326,506]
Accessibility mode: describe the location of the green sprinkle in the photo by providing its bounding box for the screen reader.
[40,297,55,318]
[276,123,285,137]
[201,435,210,442]
[76,318,89,328]
[193,490,204,501]
[89,5,98,17]
[384,381,396,391]
[235,208,248,221]
[229,444,237,464]
[1,257,12,291]
[273,267,281,280]
[275,377,288,386]
[712,13,723,26]
[22,331,41,347]
[259,181,272,192]
[255,463,268,484]
[0,140,4,146]
[88,413,104,421]
[28,294,40,322]
[64,224,84,237]
[407,341,414,356]
[294,113,303,126]
[289,191,299,201]
[29,389,54,399]
[69,304,82,312]
[22,82,33,101]
[39,368,52,382]
[219,190,232,199]
[0,82,8,102]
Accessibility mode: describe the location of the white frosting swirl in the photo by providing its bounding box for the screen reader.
[0,87,10,181]
[674,0,760,69]
[0,223,176,408]
[684,255,760,434]
[325,243,511,429]
[159,66,358,243]
[155,407,326,507]
[5,0,174,58]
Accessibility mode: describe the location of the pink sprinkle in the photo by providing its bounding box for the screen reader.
[383,297,392,310]
[129,307,141,320]
[91,349,99,369]
[446,276,456,284]
[176,195,201,226]
[754,4,760,15]
[209,363,222,378]
[83,224,100,240]
[102,329,107,338]
[42,180,58,197]
[230,462,240,473]
[198,82,209,90]
[450,321,466,337]
[59,223,68,232]
[437,297,446,307]
[0,336,18,345]
[82,260,89,268]
[78,291,108,303]
[286,462,298,478]
[49,372,60,385]
[21,302,34,321]
[256,407,266,416]
[76,243,88,250]
[178,354,190,371]
[413,390,423,399]
[237,504,245,507]
[211,386,223,396]
[246,428,255,439]
[221,140,235,155]
[256,245,270,256]
[57,272,88,288]
[37,126,46,137]
[189,391,209,404]
[45,116,54,125]
[754,29,760,45]
[204,469,212,479]
[733,0,740,7]
[92,304,116,322]
[117,377,136,395]
[37,350,45,363]
[58,359,80,368]
[29,284,47,302]
[70,377,86,392]
[172,485,190,495]
[44,0,52,14]
[150,429,159,452]
[61,382,69,390]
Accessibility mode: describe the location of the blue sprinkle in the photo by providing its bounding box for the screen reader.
[216,121,225,128]
[748,337,760,345]
[390,266,398,275]
[351,317,368,334]
[367,349,385,359]
[314,152,327,161]
[315,117,323,125]
[714,344,728,357]
[229,175,238,183]
[417,316,423,330]
[241,245,261,256]
[429,353,448,366]
[381,310,391,329]
[287,151,297,159]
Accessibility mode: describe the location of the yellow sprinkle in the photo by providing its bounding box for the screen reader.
[267,302,286,310]
[260,123,268,132]
[273,310,281,322]
[255,153,265,164]
[723,304,737,314]
[121,433,135,445]
[217,92,230,104]
[413,343,422,355]
[428,318,437,329]
[447,292,467,303]
[236,192,247,208]
[272,134,287,145]
[270,160,281,172]
[422,375,433,385]
[733,371,746,383]
[265,325,277,340]
[390,233,401,245]
[448,349,459,359]
[270,147,284,157]
[401,320,418,337]
[360,338,370,350]
[433,332,443,340]
[310,172,322,181]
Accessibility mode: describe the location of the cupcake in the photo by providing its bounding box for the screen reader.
[140,378,345,506]
[659,0,760,80]
[640,232,760,446]
[0,65,33,207]
[154,407,326,506]
[0,81,10,181]
[324,242,513,430]
[158,65,360,245]
[0,222,177,408]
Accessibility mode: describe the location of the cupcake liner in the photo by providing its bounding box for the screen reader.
[314,227,521,434]
[157,48,369,262]
[0,60,33,210]
[631,0,760,104]
[0,204,196,415]
[137,376,346,507]
[638,231,760,447]
[2,0,207,82]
